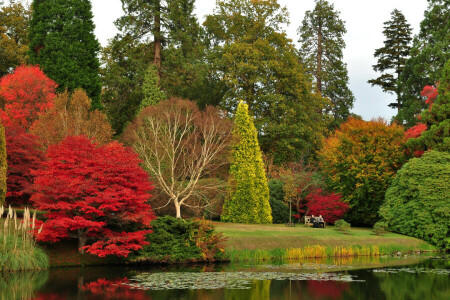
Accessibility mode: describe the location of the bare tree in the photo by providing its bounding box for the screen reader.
[124,98,232,218]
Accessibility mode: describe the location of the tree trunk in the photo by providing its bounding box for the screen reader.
[153,0,162,77]
[316,20,323,94]
[175,201,182,218]
[78,232,87,254]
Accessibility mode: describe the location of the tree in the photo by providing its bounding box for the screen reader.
[30,89,114,149]
[396,0,449,126]
[31,136,156,257]
[100,35,153,135]
[368,9,412,112]
[305,189,349,224]
[221,101,272,224]
[28,0,102,108]
[0,121,6,205]
[0,1,31,76]
[407,59,450,152]
[205,0,327,163]
[123,99,232,219]
[379,151,450,250]
[319,118,406,226]
[5,126,45,206]
[140,64,166,111]
[0,65,57,131]
[298,0,355,128]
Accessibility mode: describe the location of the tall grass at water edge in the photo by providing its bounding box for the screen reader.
[0,205,49,272]
[226,244,435,262]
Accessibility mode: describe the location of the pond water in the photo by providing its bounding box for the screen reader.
[1,255,449,300]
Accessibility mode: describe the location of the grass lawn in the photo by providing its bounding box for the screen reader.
[214,222,435,253]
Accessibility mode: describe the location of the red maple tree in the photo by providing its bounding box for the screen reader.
[31,135,156,257]
[0,65,57,130]
[304,189,349,224]
[5,126,45,206]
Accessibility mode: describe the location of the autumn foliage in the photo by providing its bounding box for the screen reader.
[31,136,156,257]
[0,65,57,130]
[5,126,45,206]
[30,89,114,149]
[319,118,406,226]
[304,189,349,224]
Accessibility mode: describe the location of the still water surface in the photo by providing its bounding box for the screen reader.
[1,255,449,300]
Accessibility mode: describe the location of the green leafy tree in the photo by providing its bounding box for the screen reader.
[205,0,326,163]
[221,101,272,224]
[100,36,153,135]
[298,0,354,128]
[28,0,102,108]
[368,9,412,113]
[379,151,450,250]
[407,59,450,152]
[0,121,6,205]
[140,64,166,111]
[396,0,450,127]
[0,1,31,76]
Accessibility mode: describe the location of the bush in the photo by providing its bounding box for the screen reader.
[268,179,290,224]
[379,151,450,250]
[305,189,349,224]
[334,219,351,232]
[373,222,387,235]
[132,216,227,263]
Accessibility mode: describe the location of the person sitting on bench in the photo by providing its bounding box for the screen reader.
[317,215,325,228]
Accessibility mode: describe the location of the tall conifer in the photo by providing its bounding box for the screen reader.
[298,0,354,129]
[221,101,272,224]
[28,0,102,108]
[368,9,412,113]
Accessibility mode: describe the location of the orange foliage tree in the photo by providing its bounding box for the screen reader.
[30,89,113,149]
[318,118,406,226]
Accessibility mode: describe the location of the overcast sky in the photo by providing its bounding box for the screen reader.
[90,0,428,121]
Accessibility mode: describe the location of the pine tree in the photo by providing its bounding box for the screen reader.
[368,9,412,113]
[221,101,272,224]
[0,121,6,205]
[28,0,102,109]
[298,0,354,128]
[139,64,166,112]
[396,0,450,127]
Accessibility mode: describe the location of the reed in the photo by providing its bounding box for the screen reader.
[0,205,48,272]
[227,244,401,262]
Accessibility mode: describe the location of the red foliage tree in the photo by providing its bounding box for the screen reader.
[421,84,438,108]
[0,65,57,130]
[5,126,45,206]
[31,135,156,257]
[304,189,349,224]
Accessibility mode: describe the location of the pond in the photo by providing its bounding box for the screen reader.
[1,255,449,300]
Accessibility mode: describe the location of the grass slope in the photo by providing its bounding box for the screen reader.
[215,223,435,252]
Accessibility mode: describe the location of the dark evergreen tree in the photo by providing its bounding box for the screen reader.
[368,9,412,113]
[298,0,354,128]
[396,0,450,127]
[28,0,102,108]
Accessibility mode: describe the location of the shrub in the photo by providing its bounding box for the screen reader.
[132,216,227,263]
[334,219,351,232]
[373,222,387,235]
[379,151,450,250]
[268,179,290,224]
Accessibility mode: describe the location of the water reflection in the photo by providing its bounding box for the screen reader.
[0,256,448,300]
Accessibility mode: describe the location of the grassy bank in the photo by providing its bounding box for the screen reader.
[215,223,436,261]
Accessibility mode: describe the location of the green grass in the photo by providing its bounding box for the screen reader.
[0,234,49,272]
[214,222,436,261]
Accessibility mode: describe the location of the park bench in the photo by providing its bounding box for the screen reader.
[305,215,326,228]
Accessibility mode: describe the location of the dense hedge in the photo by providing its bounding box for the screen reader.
[131,216,227,263]
[379,151,450,250]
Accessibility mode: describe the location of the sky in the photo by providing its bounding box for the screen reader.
[89,0,430,121]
